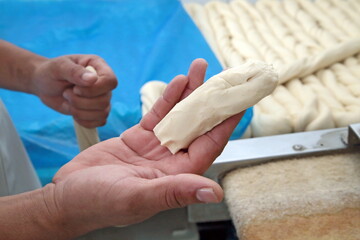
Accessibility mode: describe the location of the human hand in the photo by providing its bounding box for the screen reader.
[46,59,244,238]
[31,55,117,127]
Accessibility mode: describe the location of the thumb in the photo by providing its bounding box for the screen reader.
[143,174,224,212]
[58,59,98,87]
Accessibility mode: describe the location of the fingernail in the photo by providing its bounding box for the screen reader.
[196,188,218,203]
[63,91,70,101]
[81,72,97,81]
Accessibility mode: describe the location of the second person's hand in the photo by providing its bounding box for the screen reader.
[31,54,118,128]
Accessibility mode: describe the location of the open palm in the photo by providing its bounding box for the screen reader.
[51,59,244,232]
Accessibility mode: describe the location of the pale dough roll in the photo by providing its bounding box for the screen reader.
[283,0,339,47]
[316,69,360,107]
[250,95,293,137]
[330,63,360,97]
[234,0,295,63]
[278,38,360,84]
[140,81,167,116]
[154,60,278,154]
[74,66,100,151]
[295,0,350,41]
[344,57,360,79]
[302,74,360,127]
[284,78,335,132]
[257,0,321,57]
[184,3,225,67]
[316,0,360,38]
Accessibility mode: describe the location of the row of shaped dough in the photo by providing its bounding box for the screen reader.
[185,0,360,69]
[184,0,360,137]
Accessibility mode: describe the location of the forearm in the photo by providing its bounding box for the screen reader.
[0,40,46,93]
[0,184,77,240]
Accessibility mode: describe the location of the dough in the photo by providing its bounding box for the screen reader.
[184,0,360,137]
[140,80,167,116]
[74,66,100,151]
[153,60,278,154]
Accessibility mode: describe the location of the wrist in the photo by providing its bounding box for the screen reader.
[34,183,71,239]
[26,55,47,95]
[40,183,104,239]
[19,184,73,240]
[38,183,94,239]
[0,40,47,94]
[0,184,71,240]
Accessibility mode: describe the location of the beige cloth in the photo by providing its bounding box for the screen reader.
[223,152,360,240]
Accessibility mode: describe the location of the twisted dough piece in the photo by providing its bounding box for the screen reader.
[205,2,245,67]
[286,78,335,131]
[230,0,283,66]
[154,60,278,153]
[256,0,319,58]
[317,69,360,107]
[303,73,360,127]
[251,95,293,137]
[74,66,100,151]
[278,39,360,84]
[295,0,350,41]
[184,3,225,66]
[330,63,360,98]
[283,0,339,48]
[344,57,360,80]
[234,0,295,63]
[330,0,360,28]
[316,0,360,38]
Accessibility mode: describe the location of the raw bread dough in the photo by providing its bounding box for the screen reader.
[185,0,360,137]
[154,60,278,154]
[74,66,100,151]
[140,81,167,116]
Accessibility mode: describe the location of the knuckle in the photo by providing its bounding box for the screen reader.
[70,65,82,78]
[58,58,69,71]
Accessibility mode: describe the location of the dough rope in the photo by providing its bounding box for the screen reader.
[295,0,350,41]
[74,66,100,151]
[257,0,320,58]
[140,81,167,116]
[316,0,360,38]
[184,3,226,66]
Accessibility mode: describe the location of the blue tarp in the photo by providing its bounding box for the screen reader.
[0,0,252,185]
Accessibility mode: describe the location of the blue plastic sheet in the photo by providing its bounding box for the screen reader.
[0,0,252,185]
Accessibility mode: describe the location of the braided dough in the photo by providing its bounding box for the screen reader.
[154,60,278,154]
